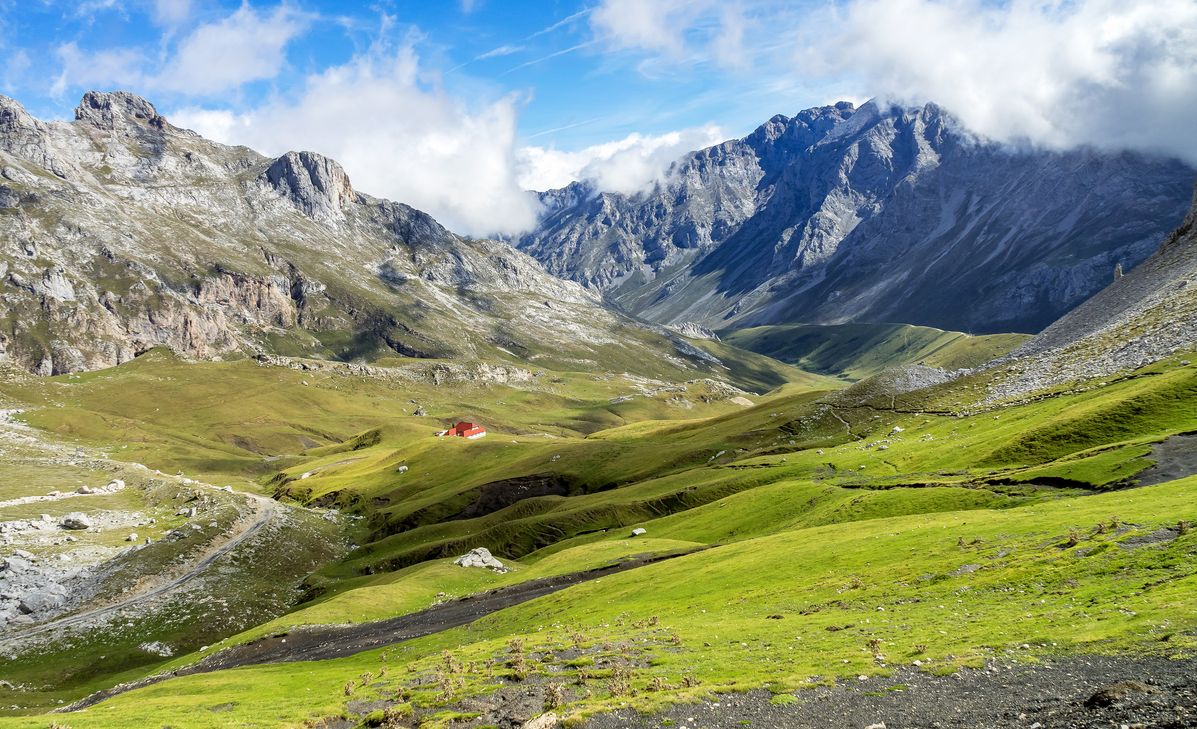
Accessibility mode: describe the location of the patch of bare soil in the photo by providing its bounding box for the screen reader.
[1139,433,1197,486]
[587,655,1197,729]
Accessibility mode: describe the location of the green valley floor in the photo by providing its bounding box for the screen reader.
[0,346,1194,728]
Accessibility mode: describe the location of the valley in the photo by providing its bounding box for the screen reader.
[0,63,1194,728]
[0,326,1194,726]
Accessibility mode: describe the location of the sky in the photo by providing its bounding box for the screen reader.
[1,0,1195,236]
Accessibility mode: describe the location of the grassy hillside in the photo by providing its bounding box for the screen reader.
[2,350,1195,726]
[723,323,1030,380]
[11,425,1195,727]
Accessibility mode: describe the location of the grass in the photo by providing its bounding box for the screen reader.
[723,323,1029,380]
[13,474,1194,728]
[2,348,1196,726]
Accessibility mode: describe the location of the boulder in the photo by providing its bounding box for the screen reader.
[454,547,508,573]
[18,588,65,614]
[60,512,93,530]
[630,528,647,537]
[1,556,31,573]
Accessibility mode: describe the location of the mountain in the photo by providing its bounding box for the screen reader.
[0,91,711,377]
[518,101,1195,334]
[986,181,1197,401]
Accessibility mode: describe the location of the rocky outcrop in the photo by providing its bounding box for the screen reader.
[264,151,356,221]
[0,95,66,177]
[74,91,170,132]
[520,101,1195,335]
[454,547,508,572]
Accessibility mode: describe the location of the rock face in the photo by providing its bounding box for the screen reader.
[453,547,508,572]
[519,101,1195,335]
[0,91,714,377]
[264,151,356,221]
[987,182,1197,400]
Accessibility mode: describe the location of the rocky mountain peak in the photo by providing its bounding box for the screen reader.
[74,91,168,131]
[0,94,31,120]
[263,150,356,221]
[518,100,1195,335]
[0,95,39,138]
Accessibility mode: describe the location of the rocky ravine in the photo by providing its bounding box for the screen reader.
[0,91,706,376]
[520,100,1195,335]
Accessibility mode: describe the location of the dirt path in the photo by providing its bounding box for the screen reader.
[1139,432,1197,486]
[20,492,277,638]
[66,551,690,711]
[587,654,1197,729]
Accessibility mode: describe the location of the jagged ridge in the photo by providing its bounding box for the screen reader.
[0,91,708,377]
[519,101,1195,335]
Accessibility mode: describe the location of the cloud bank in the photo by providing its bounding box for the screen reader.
[518,126,726,194]
[807,0,1197,163]
[173,46,541,237]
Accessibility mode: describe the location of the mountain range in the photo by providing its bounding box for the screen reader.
[2,91,1195,379]
[0,92,710,377]
[519,101,1195,335]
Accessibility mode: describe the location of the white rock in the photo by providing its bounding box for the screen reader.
[125,533,138,542]
[138,641,174,657]
[630,527,647,537]
[453,547,508,572]
[60,512,93,530]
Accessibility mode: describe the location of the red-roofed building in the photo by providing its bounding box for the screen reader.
[445,421,487,439]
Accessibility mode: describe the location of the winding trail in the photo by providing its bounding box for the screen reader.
[19,492,278,639]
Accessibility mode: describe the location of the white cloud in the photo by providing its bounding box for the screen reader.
[52,42,147,97]
[172,45,541,237]
[591,0,696,57]
[806,0,1197,163]
[152,0,192,26]
[517,125,726,193]
[50,3,308,97]
[156,4,308,93]
[590,0,752,69]
[476,44,522,60]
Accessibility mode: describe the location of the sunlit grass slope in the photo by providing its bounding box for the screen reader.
[724,322,1029,379]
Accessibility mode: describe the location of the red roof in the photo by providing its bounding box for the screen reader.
[447,421,486,437]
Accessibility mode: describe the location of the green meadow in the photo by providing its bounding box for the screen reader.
[0,345,1194,727]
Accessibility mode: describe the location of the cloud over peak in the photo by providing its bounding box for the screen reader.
[174,45,541,238]
[809,0,1197,163]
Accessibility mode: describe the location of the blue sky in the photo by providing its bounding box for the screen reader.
[3,1,847,151]
[1,1,1194,236]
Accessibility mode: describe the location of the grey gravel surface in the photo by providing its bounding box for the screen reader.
[585,655,1197,729]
